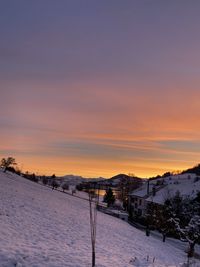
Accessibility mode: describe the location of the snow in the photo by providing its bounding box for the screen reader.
[0,170,199,267]
[130,183,153,198]
[131,174,200,205]
[146,174,200,205]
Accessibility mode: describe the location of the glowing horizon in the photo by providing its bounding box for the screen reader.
[1,1,200,178]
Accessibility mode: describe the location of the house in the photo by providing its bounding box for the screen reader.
[129,173,200,217]
[129,179,166,216]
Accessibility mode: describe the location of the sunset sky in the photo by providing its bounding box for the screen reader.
[1,1,200,178]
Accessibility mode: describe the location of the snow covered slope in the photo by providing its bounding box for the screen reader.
[0,170,197,267]
[147,173,200,204]
[131,173,200,205]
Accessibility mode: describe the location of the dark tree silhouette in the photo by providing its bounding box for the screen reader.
[0,157,17,172]
[103,188,115,207]
[62,183,69,192]
[42,176,48,185]
[51,180,59,190]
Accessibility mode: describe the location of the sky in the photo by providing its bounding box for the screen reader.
[1,1,200,178]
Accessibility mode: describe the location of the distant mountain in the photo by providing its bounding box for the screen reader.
[110,173,141,181]
[59,173,142,187]
[100,173,142,187]
[60,175,85,185]
[112,174,141,184]
[109,173,131,181]
[59,175,105,185]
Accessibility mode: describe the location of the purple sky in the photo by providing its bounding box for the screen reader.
[1,1,200,177]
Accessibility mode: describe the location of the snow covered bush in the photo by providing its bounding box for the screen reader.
[175,215,200,257]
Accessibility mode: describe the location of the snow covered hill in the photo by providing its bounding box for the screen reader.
[147,173,200,204]
[0,170,198,267]
[132,173,200,205]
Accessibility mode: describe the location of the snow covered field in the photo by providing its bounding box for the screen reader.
[0,171,199,267]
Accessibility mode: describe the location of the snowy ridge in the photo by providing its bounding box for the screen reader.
[0,170,198,267]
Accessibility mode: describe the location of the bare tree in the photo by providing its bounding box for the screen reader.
[88,189,99,267]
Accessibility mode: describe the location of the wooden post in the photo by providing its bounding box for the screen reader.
[89,187,99,267]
